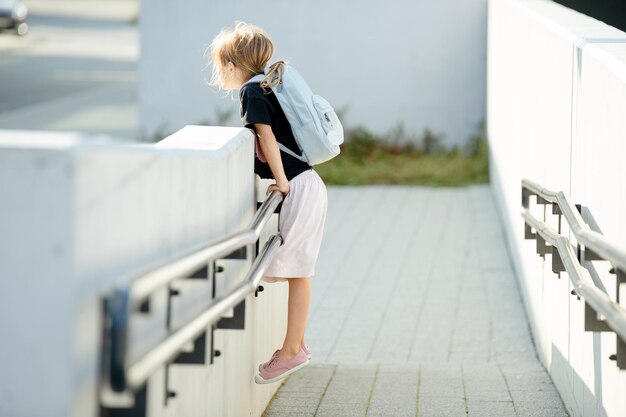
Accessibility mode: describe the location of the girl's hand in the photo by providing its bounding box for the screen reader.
[266,180,290,196]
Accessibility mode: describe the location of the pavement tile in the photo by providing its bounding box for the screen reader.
[418,397,467,417]
[515,401,570,417]
[467,400,517,417]
[367,366,418,416]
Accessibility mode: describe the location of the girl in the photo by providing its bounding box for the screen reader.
[208,22,328,384]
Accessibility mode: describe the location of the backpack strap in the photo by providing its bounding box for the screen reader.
[242,74,265,87]
[277,143,306,162]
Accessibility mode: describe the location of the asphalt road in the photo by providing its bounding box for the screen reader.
[0,0,139,138]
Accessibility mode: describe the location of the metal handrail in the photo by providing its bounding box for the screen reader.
[522,179,626,273]
[521,180,626,345]
[521,210,626,342]
[125,235,282,391]
[129,190,284,308]
[104,191,284,395]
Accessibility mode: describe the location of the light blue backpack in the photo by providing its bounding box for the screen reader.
[244,64,343,165]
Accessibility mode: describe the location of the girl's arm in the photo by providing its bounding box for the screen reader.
[254,123,290,196]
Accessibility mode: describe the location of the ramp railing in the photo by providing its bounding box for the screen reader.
[100,190,284,412]
[521,179,626,369]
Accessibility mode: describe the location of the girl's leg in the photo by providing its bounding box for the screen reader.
[277,277,311,361]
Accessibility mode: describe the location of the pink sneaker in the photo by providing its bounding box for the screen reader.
[258,349,280,372]
[258,342,311,372]
[254,346,309,384]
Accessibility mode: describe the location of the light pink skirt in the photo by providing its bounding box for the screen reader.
[263,169,328,283]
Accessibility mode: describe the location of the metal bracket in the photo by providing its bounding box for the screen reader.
[584,302,612,332]
[138,299,150,314]
[617,336,626,370]
[209,325,221,365]
[187,264,209,280]
[536,195,550,205]
[255,285,264,297]
[160,271,211,406]
[536,234,551,257]
[211,261,219,299]
[615,268,622,302]
[584,247,604,262]
[163,365,176,407]
[551,246,565,273]
[137,263,210,311]
[216,299,246,330]
[165,286,180,330]
[99,386,147,417]
[139,276,209,311]
[173,331,207,365]
[551,204,562,234]
[162,330,211,405]
[224,247,247,260]
[521,188,532,208]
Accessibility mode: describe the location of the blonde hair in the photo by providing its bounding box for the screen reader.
[208,21,285,92]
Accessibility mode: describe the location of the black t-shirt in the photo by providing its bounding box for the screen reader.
[239,81,312,180]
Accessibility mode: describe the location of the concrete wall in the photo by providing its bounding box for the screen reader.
[138,0,487,147]
[487,0,626,416]
[0,127,288,417]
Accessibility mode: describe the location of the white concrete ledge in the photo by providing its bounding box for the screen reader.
[0,126,286,417]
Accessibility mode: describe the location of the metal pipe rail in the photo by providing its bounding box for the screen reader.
[521,211,626,338]
[130,190,284,308]
[521,180,626,368]
[102,190,284,399]
[522,179,626,273]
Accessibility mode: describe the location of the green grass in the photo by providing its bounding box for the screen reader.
[316,125,490,186]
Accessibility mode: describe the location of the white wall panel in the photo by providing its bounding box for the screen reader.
[139,0,487,147]
[488,1,626,416]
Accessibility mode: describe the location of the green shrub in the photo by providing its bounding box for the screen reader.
[316,122,489,186]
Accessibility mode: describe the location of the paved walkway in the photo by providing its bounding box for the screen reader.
[263,185,568,417]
